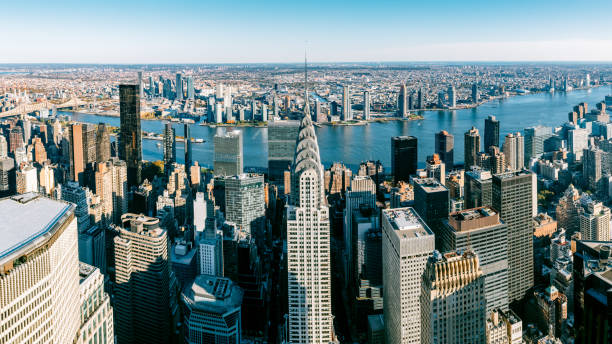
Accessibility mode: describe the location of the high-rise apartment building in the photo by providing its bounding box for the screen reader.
[112,213,175,344]
[0,156,15,196]
[492,170,535,302]
[181,275,243,343]
[342,85,352,121]
[363,91,371,120]
[447,85,456,108]
[435,130,454,168]
[582,147,603,192]
[484,115,500,151]
[0,194,81,344]
[502,132,524,171]
[425,154,446,183]
[464,126,481,169]
[186,76,194,100]
[286,80,335,342]
[69,123,85,183]
[472,83,479,103]
[119,84,142,187]
[441,206,509,312]
[224,173,265,235]
[16,164,38,194]
[579,201,610,241]
[213,129,243,176]
[382,207,435,344]
[268,120,300,181]
[109,158,128,225]
[176,73,183,100]
[421,251,486,344]
[398,84,408,117]
[163,123,176,173]
[391,136,417,182]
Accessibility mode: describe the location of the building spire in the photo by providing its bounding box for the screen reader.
[304,50,310,116]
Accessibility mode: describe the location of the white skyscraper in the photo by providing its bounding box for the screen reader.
[285,60,335,343]
[0,194,81,344]
[363,91,371,120]
[502,132,524,171]
[77,263,114,344]
[580,201,611,241]
[382,207,435,344]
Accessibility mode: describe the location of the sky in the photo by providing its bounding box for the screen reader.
[3,0,612,63]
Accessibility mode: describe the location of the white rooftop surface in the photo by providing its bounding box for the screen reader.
[384,208,432,238]
[0,194,72,259]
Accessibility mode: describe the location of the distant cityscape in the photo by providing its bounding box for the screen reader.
[0,60,611,344]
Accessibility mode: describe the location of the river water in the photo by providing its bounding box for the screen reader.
[63,86,612,171]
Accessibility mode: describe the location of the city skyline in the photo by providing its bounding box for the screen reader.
[3,0,612,64]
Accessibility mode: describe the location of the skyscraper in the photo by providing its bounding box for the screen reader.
[484,115,500,151]
[0,194,81,344]
[163,123,176,173]
[582,147,603,191]
[472,83,479,103]
[502,132,524,171]
[447,85,456,108]
[224,173,265,236]
[0,156,15,197]
[363,90,371,120]
[382,207,435,344]
[181,275,243,343]
[213,129,243,176]
[176,73,183,100]
[184,124,192,173]
[421,251,486,344]
[435,130,454,168]
[78,263,115,344]
[391,136,417,182]
[268,120,300,181]
[113,213,175,344]
[398,84,408,117]
[96,123,111,163]
[524,125,553,163]
[492,170,534,302]
[413,177,450,247]
[417,87,424,109]
[119,84,142,187]
[186,76,194,100]
[465,167,492,209]
[342,85,352,121]
[286,64,334,342]
[441,206,509,312]
[464,126,481,169]
[579,201,610,241]
[137,71,143,96]
[68,123,85,183]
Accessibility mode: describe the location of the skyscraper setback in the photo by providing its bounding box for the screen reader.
[118,84,142,187]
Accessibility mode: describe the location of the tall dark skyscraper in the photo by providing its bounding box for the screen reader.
[413,177,450,248]
[96,123,111,163]
[464,126,480,169]
[184,124,192,174]
[484,115,500,151]
[119,84,142,187]
[398,84,408,117]
[472,83,479,103]
[417,87,424,109]
[163,123,176,173]
[176,73,183,100]
[435,130,454,168]
[492,170,535,302]
[391,136,417,182]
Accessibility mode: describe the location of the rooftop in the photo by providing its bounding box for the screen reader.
[78,262,98,283]
[447,206,502,232]
[413,177,448,193]
[183,274,243,314]
[383,207,432,238]
[0,193,73,265]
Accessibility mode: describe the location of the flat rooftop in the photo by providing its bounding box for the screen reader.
[383,207,431,238]
[0,193,73,263]
[413,177,447,193]
[447,206,501,232]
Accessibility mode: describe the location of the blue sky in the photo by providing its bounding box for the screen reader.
[3,0,612,63]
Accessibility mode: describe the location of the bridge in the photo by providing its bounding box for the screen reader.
[0,97,89,118]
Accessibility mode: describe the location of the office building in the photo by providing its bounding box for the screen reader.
[324,162,352,196]
[95,161,113,224]
[582,147,603,192]
[224,173,265,235]
[502,132,524,171]
[184,124,192,174]
[213,129,243,176]
[484,115,500,151]
[38,163,55,195]
[78,223,106,275]
[61,180,91,232]
[413,178,449,245]
[109,158,128,225]
[119,84,142,187]
[492,170,535,302]
[472,83,479,103]
[163,123,176,172]
[425,154,445,183]
[181,275,243,343]
[464,126,480,169]
[441,206,509,312]
[96,123,111,163]
[286,79,335,342]
[382,208,435,344]
[486,309,523,344]
[391,136,417,182]
[9,126,24,154]
[421,251,486,344]
[398,84,408,117]
[435,130,454,168]
[0,194,80,344]
[342,85,352,120]
[77,263,114,344]
[363,91,371,120]
[568,128,589,162]
[524,125,553,162]
[573,240,612,344]
[68,123,85,183]
[555,184,583,236]
[579,202,610,241]
[113,213,175,344]
[186,76,194,100]
[267,120,300,181]
[198,230,222,276]
[447,85,456,108]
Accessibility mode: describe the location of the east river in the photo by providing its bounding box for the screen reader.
[63,86,612,171]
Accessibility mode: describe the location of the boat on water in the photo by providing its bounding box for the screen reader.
[192,138,205,143]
